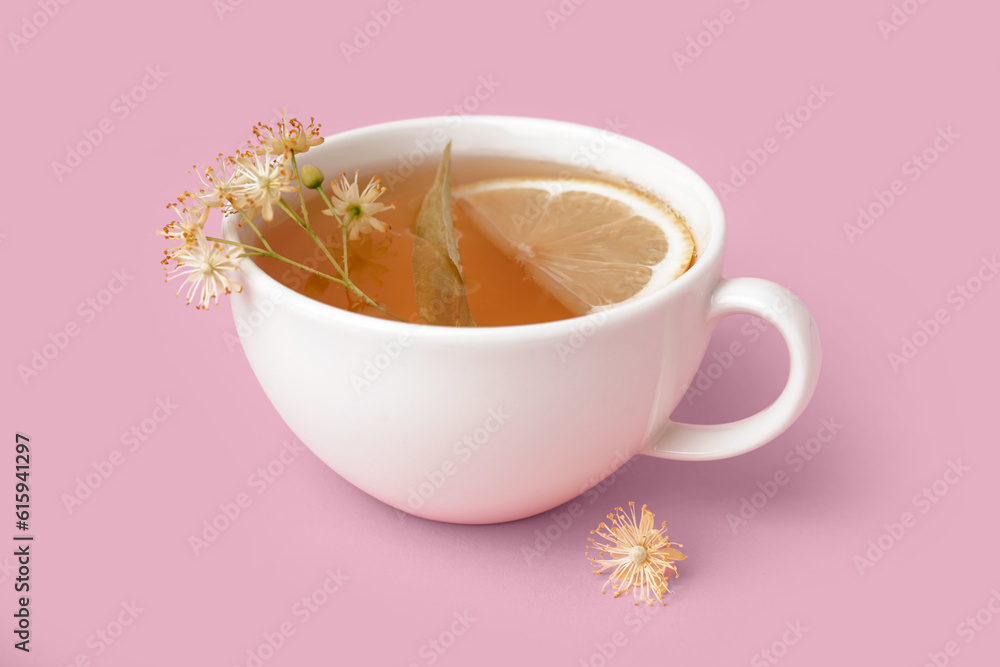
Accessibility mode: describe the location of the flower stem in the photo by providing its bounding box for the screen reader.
[350,288,406,321]
[204,237,267,253]
[234,206,274,253]
[276,197,349,283]
[205,236,349,289]
[289,153,310,229]
[282,197,349,282]
[277,198,306,229]
[316,187,345,227]
[315,187,351,273]
[341,218,350,273]
[263,197,406,323]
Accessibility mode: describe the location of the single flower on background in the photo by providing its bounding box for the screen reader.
[323,170,393,241]
[254,112,324,157]
[192,154,242,211]
[159,203,207,261]
[229,152,296,222]
[166,230,244,309]
[587,502,687,606]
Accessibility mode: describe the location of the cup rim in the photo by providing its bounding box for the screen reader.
[223,114,726,340]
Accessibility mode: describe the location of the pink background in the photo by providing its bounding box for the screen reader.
[4,0,1000,665]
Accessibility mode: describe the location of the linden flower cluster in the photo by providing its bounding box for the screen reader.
[159,113,394,312]
[587,502,687,606]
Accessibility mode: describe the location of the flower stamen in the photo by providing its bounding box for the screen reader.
[586,502,686,606]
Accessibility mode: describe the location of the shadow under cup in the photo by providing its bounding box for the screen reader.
[224,116,818,524]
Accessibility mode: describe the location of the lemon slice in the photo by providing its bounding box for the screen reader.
[452,177,695,315]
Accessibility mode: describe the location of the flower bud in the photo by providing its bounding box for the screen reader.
[301,164,324,189]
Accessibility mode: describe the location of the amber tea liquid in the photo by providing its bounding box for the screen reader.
[254,156,684,326]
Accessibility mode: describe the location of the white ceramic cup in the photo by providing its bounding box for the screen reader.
[224,116,822,524]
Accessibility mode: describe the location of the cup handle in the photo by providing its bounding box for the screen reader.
[642,278,822,461]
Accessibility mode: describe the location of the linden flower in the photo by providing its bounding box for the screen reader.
[324,170,393,241]
[254,113,324,156]
[587,502,687,606]
[159,204,207,260]
[192,155,241,210]
[166,231,244,309]
[230,152,296,222]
